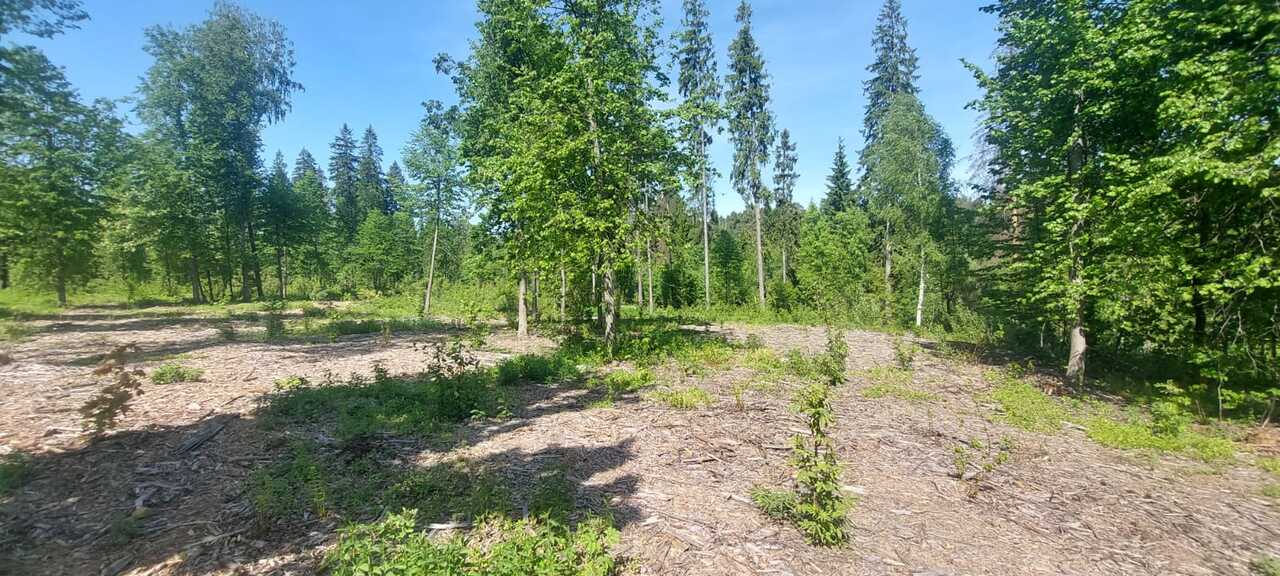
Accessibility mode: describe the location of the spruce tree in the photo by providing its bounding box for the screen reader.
[674,0,722,309]
[771,128,799,281]
[356,125,387,216]
[822,139,854,213]
[292,148,322,183]
[861,0,919,150]
[726,0,775,310]
[329,124,359,241]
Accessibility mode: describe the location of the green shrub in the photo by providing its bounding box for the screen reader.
[651,386,713,410]
[495,353,578,386]
[788,382,851,546]
[324,510,619,576]
[589,369,654,398]
[892,336,918,369]
[250,441,331,530]
[1084,416,1234,463]
[1253,555,1280,576]
[750,486,797,521]
[150,363,204,385]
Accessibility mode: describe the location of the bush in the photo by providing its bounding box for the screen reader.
[651,386,713,410]
[150,363,204,385]
[495,354,578,386]
[893,336,918,369]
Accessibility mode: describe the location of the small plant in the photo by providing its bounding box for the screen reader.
[108,515,144,545]
[273,375,310,391]
[1259,456,1280,476]
[893,336,918,369]
[250,441,331,531]
[80,345,145,435]
[818,327,848,387]
[0,452,31,496]
[950,436,1014,497]
[150,363,204,384]
[1254,554,1280,576]
[787,381,851,546]
[750,486,797,520]
[1150,381,1194,438]
[589,369,654,402]
[1262,484,1280,500]
[495,353,577,386]
[651,386,713,410]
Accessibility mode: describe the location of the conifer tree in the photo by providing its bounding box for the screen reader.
[771,128,799,281]
[861,0,919,151]
[726,0,775,310]
[822,139,854,213]
[329,124,360,241]
[356,125,388,215]
[674,0,722,309]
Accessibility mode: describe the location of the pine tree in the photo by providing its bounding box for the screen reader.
[726,0,775,310]
[822,139,854,213]
[292,148,322,183]
[261,151,295,299]
[329,124,359,241]
[674,0,722,310]
[384,161,406,215]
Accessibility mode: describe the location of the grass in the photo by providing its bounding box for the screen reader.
[495,353,579,386]
[986,370,1067,433]
[1083,416,1235,463]
[1263,484,1280,500]
[859,366,938,403]
[1258,456,1280,476]
[150,363,204,384]
[650,386,713,409]
[0,453,31,496]
[1254,554,1280,576]
[0,320,33,342]
[750,486,798,520]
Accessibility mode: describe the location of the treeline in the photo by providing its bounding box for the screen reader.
[0,0,1276,400]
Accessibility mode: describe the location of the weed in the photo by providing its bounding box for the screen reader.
[588,369,654,401]
[1084,416,1234,463]
[300,304,328,318]
[527,466,575,520]
[819,327,849,386]
[150,363,204,385]
[273,375,309,391]
[987,369,1066,433]
[786,381,851,546]
[495,353,578,386]
[108,515,143,545]
[893,336,919,369]
[1259,457,1280,476]
[750,486,797,521]
[250,441,331,530]
[0,453,31,496]
[0,320,33,342]
[862,381,936,403]
[651,386,713,410]
[950,436,1014,497]
[324,510,619,576]
[388,461,512,522]
[1262,484,1280,500]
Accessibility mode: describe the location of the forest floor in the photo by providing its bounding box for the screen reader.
[1,304,1278,576]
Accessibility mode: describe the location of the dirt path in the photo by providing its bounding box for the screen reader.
[1,308,1276,575]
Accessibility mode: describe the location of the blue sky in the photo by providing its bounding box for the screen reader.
[26,0,998,213]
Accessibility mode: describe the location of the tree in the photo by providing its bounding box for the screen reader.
[356,125,389,215]
[0,48,124,304]
[771,128,799,281]
[861,0,918,153]
[137,1,300,302]
[404,99,466,316]
[329,124,360,241]
[821,139,855,213]
[674,0,722,309]
[795,208,871,312]
[291,150,334,291]
[726,0,775,310]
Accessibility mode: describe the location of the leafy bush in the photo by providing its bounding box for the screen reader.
[787,382,851,546]
[651,386,713,410]
[324,510,619,576]
[495,353,578,386]
[750,486,797,521]
[892,336,918,369]
[150,363,204,384]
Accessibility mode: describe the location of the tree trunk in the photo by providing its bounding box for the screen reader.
[635,245,643,308]
[275,246,286,301]
[914,244,926,328]
[1065,234,1087,386]
[646,241,654,314]
[701,175,711,309]
[0,253,9,289]
[423,220,439,316]
[781,245,788,285]
[55,264,67,307]
[189,257,205,304]
[602,266,617,353]
[517,273,528,338]
[883,220,893,319]
[753,203,766,309]
[531,273,541,323]
[559,266,567,320]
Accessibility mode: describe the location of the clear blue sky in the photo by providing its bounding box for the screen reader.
[26,0,998,213]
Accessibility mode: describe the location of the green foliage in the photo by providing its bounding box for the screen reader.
[986,370,1066,433]
[950,436,1013,495]
[750,486,797,521]
[0,452,31,496]
[787,381,850,546]
[589,369,654,401]
[1258,457,1280,477]
[1253,555,1280,576]
[651,386,713,410]
[324,510,619,576]
[892,336,918,369]
[1083,417,1234,464]
[79,345,145,435]
[150,363,204,385]
[861,371,935,403]
[496,354,579,386]
[250,441,332,530]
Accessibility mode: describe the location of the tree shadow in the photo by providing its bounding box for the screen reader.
[0,367,642,576]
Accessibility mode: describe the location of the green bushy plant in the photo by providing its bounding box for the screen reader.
[150,363,204,384]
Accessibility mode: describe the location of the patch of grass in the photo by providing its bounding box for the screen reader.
[1083,416,1235,463]
[588,369,653,398]
[0,453,31,496]
[750,486,797,521]
[150,363,204,385]
[673,340,736,375]
[743,348,785,377]
[1262,484,1280,500]
[250,441,333,530]
[861,381,936,403]
[1258,456,1280,476]
[650,386,713,410]
[388,461,512,522]
[0,320,33,342]
[324,509,619,576]
[986,370,1066,433]
[1253,554,1280,576]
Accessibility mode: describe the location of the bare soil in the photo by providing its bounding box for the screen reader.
[1,307,1277,576]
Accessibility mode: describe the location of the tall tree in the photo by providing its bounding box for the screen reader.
[726,0,774,309]
[329,124,360,241]
[674,0,722,309]
[356,125,389,215]
[822,138,855,213]
[771,127,799,281]
[861,0,919,152]
[404,99,466,316]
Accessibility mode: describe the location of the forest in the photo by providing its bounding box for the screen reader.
[1,0,1278,575]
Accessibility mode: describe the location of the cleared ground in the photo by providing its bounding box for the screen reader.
[0,306,1277,575]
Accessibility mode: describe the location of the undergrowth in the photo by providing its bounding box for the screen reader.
[0,452,31,496]
[650,386,713,409]
[150,363,204,384]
